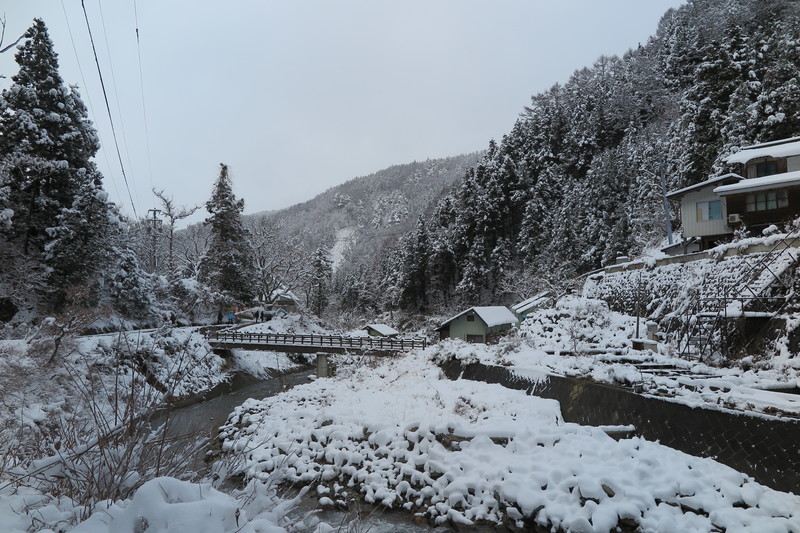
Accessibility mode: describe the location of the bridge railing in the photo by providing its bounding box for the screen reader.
[209,331,427,351]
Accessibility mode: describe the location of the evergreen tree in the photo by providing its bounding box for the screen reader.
[0,19,120,308]
[198,164,256,304]
[308,247,332,316]
[398,217,429,310]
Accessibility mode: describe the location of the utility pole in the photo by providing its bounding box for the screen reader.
[147,208,162,273]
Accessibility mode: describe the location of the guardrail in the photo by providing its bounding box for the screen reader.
[209,331,427,351]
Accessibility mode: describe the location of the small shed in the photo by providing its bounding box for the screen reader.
[438,306,517,343]
[364,323,399,338]
[512,292,552,323]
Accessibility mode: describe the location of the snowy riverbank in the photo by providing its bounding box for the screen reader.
[0,321,325,533]
[219,349,800,532]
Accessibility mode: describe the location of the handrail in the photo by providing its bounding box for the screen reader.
[208,331,427,351]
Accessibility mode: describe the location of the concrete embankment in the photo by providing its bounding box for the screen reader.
[441,360,800,493]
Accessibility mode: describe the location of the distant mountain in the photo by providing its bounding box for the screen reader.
[248,153,482,268]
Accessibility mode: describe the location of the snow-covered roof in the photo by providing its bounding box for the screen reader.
[270,287,299,302]
[725,137,800,164]
[512,292,550,314]
[441,306,517,328]
[364,323,399,336]
[665,173,743,199]
[714,169,800,196]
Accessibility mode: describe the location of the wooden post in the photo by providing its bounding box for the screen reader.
[316,352,330,378]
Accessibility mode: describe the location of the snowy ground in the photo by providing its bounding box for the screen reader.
[5,305,800,532]
[468,296,800,420]
[0,326,228,447]
[219,349,800,532]
[0,476,332,533]
[235,314,334,336]
[0,323,324,533]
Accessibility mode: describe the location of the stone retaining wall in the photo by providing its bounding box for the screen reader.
[442,361,800,493]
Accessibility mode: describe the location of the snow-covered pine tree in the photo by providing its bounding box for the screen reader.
[197,164,256,304]
[398,217,429,310]
[308,247,332,316]
[0,19,122,309]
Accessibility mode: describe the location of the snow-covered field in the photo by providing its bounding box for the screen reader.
[4,305,800,532]
[219,350,800,532]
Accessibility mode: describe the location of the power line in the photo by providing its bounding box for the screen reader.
[95,0,140,208]
[133,0,156,201]
[59,0,123,203]
[80,0,138,218]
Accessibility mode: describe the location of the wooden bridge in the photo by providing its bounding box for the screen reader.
[207,331,428,356]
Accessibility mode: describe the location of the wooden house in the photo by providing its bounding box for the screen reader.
[665,173,744,251]
[364,324,399,338]
[666,137,800,251]
[437,306,517,343]
[267,288,299,313]
[715,137,800,233]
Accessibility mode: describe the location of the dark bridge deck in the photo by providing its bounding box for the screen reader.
[208,331,427,355]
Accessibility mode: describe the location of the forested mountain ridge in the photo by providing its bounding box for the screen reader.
[353,0,800,315]
[251,153,482,254]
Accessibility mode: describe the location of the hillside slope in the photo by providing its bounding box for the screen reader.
[250,153,482,267]
[371,0,800,313]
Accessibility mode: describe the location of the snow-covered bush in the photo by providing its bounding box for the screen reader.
[519,296,635,353]
[0,327,229,527]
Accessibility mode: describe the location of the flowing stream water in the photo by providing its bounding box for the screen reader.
[156,368,492,533]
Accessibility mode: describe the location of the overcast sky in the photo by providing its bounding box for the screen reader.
[1,1,684,225]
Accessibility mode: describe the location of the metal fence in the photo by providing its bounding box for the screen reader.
[210,331,427,351]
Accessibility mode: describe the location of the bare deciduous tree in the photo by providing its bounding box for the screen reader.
[153,189,199,274]
[0,15,25,56]
[173,223,210,278]
[249,216,310,305]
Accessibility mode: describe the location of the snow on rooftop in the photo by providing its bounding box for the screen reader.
[725,137,800,164]
[512,292,550,313]
[270,287,299,302]
[665,173,743,199]
[442,306,518,328]
[714,169,800,195]
[365,323,399,336]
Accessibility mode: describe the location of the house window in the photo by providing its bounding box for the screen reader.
[747,160,781,178]
[745,190,788,212]
[696,200,722,221]
[753,160,779,178]
[466,313,475,322]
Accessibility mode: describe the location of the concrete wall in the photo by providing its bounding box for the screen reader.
[680,187,732,238]
[603,236,800,275]
[442,360,800,493]
[788,155,800,172]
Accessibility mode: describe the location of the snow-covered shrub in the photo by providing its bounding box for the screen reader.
[0,327,228,526]
[519,296,635,353]
[169,277,223,324]
[69,477,326,533]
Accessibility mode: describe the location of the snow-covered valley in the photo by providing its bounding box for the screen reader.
[3,309,800,532]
